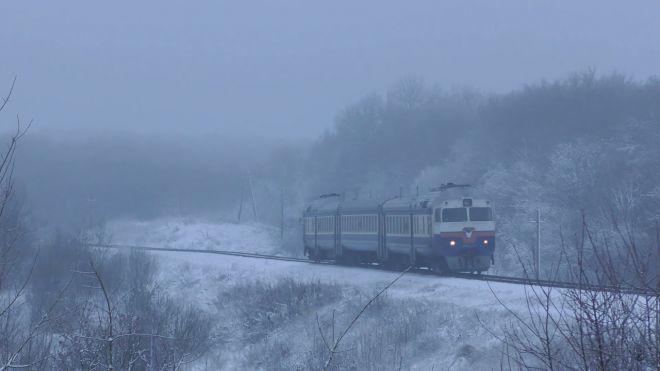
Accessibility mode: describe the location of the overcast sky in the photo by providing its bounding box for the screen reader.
[1,1,659,140]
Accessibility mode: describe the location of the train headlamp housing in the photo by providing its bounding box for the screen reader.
[449,240,456,247]
[463,198,472,207]
[483,239,489,245]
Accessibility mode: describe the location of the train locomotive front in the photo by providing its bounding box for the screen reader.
[302,186,496,273]
[430,197,495,272]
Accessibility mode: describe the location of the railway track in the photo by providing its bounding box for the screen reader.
[89,243,656,297]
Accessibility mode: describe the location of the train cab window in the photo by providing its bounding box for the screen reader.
[442,208,467,222]
[469,207,493,221]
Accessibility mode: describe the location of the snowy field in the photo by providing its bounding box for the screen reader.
[105,217,281,255]
[105,218,535,370]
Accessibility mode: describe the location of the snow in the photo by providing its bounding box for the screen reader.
[154,248,527,308]
[105,217,531,310]
[105,217,542,370]
[105,217,280,254]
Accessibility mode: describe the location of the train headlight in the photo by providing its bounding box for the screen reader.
[483,239,489,245]
[449,240,456,247]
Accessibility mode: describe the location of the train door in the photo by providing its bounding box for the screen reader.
[377,210,386,262]
[334,212,342,259]
[314,215,319,258]
[409,213,416,266]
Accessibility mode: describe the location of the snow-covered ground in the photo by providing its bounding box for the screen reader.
[105,217,281,254]
[154,250,532,370]
[106,218,536,370]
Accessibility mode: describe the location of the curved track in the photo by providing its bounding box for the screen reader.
[89,243,656,297]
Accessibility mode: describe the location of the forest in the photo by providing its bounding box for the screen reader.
[2,71,659,369]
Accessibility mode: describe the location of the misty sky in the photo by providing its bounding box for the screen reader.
[1,1,659,140]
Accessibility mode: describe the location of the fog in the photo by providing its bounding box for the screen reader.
[1,2,660,370]
[2,1,659,140]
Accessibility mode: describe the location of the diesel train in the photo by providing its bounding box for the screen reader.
[302,184,496,273]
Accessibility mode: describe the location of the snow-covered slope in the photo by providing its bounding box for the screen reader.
[107,217,535,370]
[105,217,280,254]
[150,248,532,370]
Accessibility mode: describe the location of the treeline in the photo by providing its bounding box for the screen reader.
[300,71,660,195]
[257,71,660,275]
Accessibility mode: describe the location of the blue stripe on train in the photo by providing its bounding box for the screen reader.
[432,235,493,257]
[306,234,493,259]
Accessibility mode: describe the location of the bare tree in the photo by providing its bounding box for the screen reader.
[318,266,411,371]
[488,215,659,370]
[0,76,51,370]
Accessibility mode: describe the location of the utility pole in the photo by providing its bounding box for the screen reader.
[247,169,258,221]
[530,208,542,280]
[237,187,244,223]
[280,189,284,241]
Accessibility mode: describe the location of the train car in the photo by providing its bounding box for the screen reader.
[302,184,495,273]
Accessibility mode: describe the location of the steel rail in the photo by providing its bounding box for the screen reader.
[89,243,656,296]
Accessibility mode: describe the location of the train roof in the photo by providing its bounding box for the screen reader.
[303,194,342,214]
[303,189,491,215]
[382,194,434,211]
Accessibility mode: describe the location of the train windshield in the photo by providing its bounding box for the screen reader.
[442,208,467,222]
[470,207,493,221]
